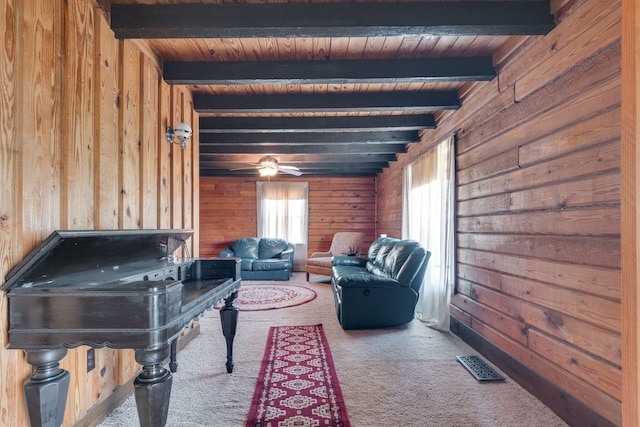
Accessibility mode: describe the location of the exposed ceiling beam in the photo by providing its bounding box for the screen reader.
[200,154,399,163]
[199,115,436,133]
[111,2,555,39]
[193,92,460,113]
[199,143,408,155]
[199,130,419,145]
[200,167,384,177]
[164,57,495,85]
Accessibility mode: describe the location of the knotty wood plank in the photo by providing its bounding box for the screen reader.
[182,96,194,236]
[458,279,523,319]
[458,68,620,161]
[518,108,620,166]
[500,0,619,90]
[515,5,620,101]
[457,207,619,236]
[190,103,200,256]
[451,293,527,345]
[501,275,620,333]
[458,232,620,269]
[528,329,621,400]
[171,86,184,230]
[457,264,503,291]
[158,79,172,229]
[458,142,620,201]
[141,55,159,229]
[457,173,620,217]
[63,0,95,230]
[0,0,20,425]
[458,248,621,300]
[518,301,621,366]
[95,11,120,229]
[120,40,141,229]
[19,0,62,246]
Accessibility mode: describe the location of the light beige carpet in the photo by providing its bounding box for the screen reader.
[98,273,568,427]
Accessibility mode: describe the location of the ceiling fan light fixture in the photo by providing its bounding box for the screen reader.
[259,166,278,177]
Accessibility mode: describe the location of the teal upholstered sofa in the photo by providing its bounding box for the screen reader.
[331,236,430,329]
[219,237,294,281]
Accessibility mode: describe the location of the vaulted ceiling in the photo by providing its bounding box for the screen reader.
[107,1,556,177]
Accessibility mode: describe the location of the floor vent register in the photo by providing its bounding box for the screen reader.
[456,355,505,382]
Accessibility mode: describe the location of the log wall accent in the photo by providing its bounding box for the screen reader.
[0,0,199,425]
[376,0,621,425]
[199,176,377,260]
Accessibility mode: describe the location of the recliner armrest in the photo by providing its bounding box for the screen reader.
[219,249,235,257]
[333,273,401,288]
[310,251,331,258]
[332,255,367,267]
[277,245,295,260]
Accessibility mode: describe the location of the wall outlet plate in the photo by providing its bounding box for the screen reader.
[87,348,95,373]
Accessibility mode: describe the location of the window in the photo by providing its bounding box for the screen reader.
[402,135,455,331]
[256,182,308,245]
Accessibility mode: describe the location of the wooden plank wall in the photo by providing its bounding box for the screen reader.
[0,0,199,426]
[200,176,377,260]
[377,0,621,425]
[621,0,639,425]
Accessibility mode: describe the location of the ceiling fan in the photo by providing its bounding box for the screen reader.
[231,156,302,177]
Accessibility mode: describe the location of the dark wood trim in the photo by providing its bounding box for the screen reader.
[199,143,407,155]
[199,130,419,145]
[200,168,382,177]
[450,317,617,427]
[193,92,460,113]
[164,57,495,85]
[111,2,555,39]
[199,115,436,133]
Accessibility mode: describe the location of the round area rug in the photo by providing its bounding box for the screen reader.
[224,284,317,311]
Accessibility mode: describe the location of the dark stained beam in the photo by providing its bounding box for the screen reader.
[164,57,495,85]
[111,2,555,39]
[199,115,436,133]
[199,130,419,144]
[199,143,407,155]
[201,167,383,177]
[193,92,460,113]
[200,153,399,164]
[201,160,391,169]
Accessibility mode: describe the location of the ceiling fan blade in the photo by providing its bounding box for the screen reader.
[279,167,302,176]
[229,165,259,171]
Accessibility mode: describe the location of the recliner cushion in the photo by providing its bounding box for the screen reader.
[384,240,423,279]
[231,237,259,259]
[258,238,289,259]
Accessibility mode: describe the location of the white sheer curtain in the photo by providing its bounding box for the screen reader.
[256,182,309,270]
[402,135,455,331]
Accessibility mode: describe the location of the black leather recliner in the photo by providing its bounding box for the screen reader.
[331,237,430,329]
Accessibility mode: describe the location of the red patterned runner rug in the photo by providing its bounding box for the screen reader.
[246,324,350,427]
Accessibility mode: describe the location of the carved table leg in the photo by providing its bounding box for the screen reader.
[220,291,239,373]
[24,348,70,427]
[134,346,173,427]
